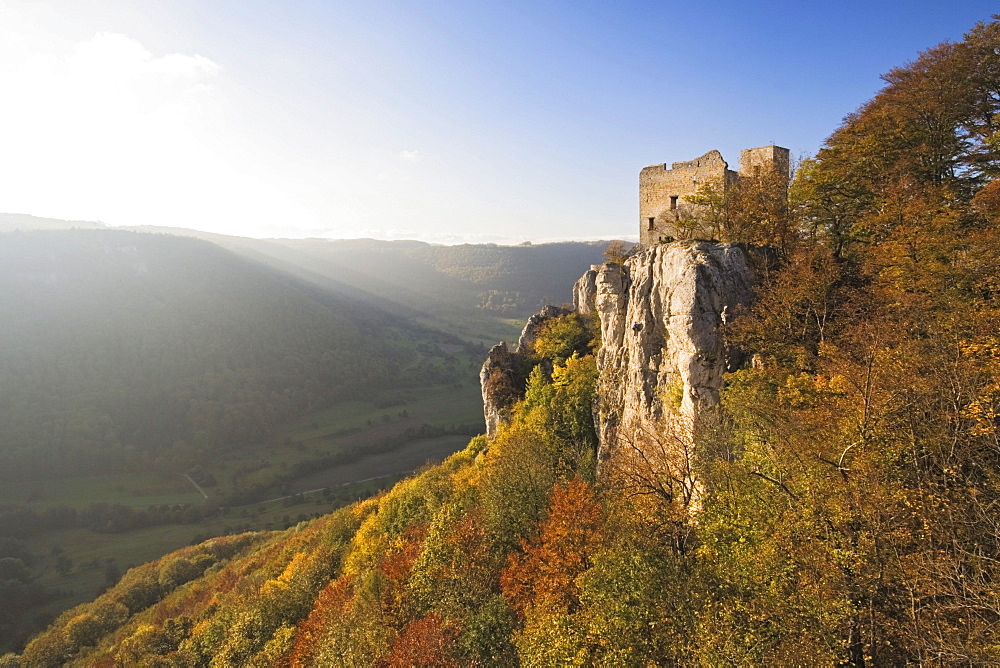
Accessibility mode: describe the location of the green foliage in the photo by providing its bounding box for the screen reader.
[550,354,599,454]
[157,555,208,590]
[479,425,560,552]
[532,313,591,362]
[659,375,685,412]
[457,595,517,665]
[680,182,728,240]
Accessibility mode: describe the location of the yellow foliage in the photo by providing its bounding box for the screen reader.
[342,512,387,579]
[352,496,380,518]
[262,551,307,596]
[959,339,1000,435]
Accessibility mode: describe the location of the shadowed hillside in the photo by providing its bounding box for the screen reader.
[129,235,610,345]
[0,229,410,481]
[0,228,605,652]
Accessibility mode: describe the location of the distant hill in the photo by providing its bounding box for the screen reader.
[124,232,610,344]
[0,224,611,484]
[2,214,611,343]
[0,213,106,233]
[0,229,408,480]
[230,238,605,323]
[0,225,611,659]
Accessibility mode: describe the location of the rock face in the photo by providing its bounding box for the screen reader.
[479,305,572,437]
[591,241,757,505]
[572,266,599,316]
[480,342,519,438]
[480,242,755,497]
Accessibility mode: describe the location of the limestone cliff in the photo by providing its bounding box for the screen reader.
[480,241,756,504]
[480,342,519,438]
[479,305,572,436]
[572,266,599,316]
[591,242,756,504]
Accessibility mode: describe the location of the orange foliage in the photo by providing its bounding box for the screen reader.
[289,577,354,667]
[501,479,604,617]
[972,178,1000,223]
[382,613,461,667]
[378,523,428,587]
[445,511,491,584]
[152,584,213,624]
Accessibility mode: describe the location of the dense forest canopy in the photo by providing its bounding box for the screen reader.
[791,19,1000,259]
[7,17,1000,666]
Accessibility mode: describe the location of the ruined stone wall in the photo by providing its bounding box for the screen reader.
[639,145,789,246]
[639,150,736,246]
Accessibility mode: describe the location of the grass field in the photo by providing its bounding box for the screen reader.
[6,395,479,650]
[287,434,471,492]
[1,342,484,507]
[0,384,480,514]
[2,472,204,510]
[415,311,523,349]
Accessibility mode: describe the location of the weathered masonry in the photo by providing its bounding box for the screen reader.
[639,145,790,246]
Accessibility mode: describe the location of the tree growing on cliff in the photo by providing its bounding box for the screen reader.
[532,314,591,363]
[603,240,638,265]
[682,170,792,249]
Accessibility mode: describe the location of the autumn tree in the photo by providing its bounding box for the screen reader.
[603,239,637,265]
[501,480,604,662]
[532,313,591,363]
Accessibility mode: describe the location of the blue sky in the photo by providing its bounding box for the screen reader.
[0,1,995,243]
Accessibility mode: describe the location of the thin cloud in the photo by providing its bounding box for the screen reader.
[67,32,220,94]
[398,149,421,161]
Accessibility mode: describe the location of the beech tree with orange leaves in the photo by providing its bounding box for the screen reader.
[501,479,604,661]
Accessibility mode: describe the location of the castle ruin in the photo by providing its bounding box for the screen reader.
[639,145,790,246]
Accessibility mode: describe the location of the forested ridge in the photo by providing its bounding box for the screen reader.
[175,236,609,342]
[7,17,1000,666]
[0,230,407,480]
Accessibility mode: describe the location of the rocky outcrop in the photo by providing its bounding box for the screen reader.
[479,305,572,436]
[592,241,757,505]
[481,242,755,494]
[573,266,599,316]
[480,342,518,438]
[514,305,572,355]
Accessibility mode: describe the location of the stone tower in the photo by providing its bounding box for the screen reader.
[639,145,789,246]
[739,145,791,178]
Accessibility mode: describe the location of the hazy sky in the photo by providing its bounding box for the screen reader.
[0,1,996,244]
